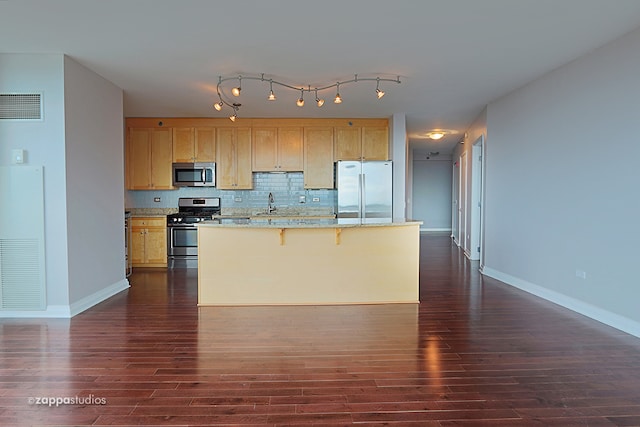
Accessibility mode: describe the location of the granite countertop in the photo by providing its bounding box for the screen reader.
[220,206,335,218]
[199,218,422,229]
[127,208,177,217]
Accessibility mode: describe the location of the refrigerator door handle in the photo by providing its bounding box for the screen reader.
[360,173,366,219]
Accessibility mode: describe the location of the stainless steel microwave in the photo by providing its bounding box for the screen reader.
[172,162,216,187]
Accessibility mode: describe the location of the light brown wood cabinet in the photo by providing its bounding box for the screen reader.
[125,118,388,192]
[172,127,215,163]
[303,127,334,189]
[334,125,389,161]
[130,217,167,267]
[252,127,303,171]
[216,127,252,189]
[126,128,173,190]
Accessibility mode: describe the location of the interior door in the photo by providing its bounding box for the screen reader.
[451,161,459,243]
[459,152,467,250]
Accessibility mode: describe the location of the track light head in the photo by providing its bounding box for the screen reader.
[375,78,385,99]
[334,83,342,104]
[213,101,223,111]
[231,76,242,96]
[296,89,304,107]
[267,81,276,101]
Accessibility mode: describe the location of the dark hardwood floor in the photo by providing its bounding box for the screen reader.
[2,233,640,426]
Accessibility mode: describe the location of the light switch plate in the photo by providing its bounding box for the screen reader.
[12,149,25,164]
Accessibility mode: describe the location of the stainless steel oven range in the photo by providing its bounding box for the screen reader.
[167,197,220,268]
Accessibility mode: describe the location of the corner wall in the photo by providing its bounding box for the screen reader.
[64,56,128,313]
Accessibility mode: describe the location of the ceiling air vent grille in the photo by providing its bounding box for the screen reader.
[0,93,43,120]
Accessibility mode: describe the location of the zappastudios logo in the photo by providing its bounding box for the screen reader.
[27,394,107,407]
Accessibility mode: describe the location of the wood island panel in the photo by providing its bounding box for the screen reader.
[197,223,420,305]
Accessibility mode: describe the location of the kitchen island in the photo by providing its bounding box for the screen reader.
[197,218,421,306]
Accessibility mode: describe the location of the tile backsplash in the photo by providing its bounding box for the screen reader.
[126,172,336,212]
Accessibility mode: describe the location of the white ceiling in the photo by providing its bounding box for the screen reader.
[3,0,640,156]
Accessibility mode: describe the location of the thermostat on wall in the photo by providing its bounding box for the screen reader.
[12,149,25,164]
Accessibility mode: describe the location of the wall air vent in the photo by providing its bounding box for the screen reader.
[0,93,43,120]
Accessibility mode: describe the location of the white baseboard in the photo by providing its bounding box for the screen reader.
[69,279,130,317]
[482,267,640,339]
[0,279,130,318]
[420,227,452,232]
[0,305,71,318]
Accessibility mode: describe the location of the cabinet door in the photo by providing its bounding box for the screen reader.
[145,226,167,265]
[334,127,362,161]
[252,127,278,171]
[172,128,195,162]
[235,128,253,189]
[194,127,215,162]
[278,127,304,171]
[127,128,152,190]
[130,225,146,265]
[362,127,389,160]
[304,127,334,189]
[216,128,236,189]
[150,128,173,189]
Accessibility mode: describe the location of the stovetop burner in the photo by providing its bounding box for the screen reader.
[167,197,221,226]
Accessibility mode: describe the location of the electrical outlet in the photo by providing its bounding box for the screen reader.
[312,197,320,202]
[575,269,587,279]
[234,197,242,202]
[299,195,306,204]
[153,197,161,203]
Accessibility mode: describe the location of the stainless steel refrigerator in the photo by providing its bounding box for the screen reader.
[336,160,393,218]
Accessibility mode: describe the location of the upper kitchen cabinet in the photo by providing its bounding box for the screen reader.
[252,126,303,172]
[304,127,334,189]
[126,127,173,190]
[361,126,389,160]
[172,127,215,163]
[216,127,252,189]
[334,123,389,161]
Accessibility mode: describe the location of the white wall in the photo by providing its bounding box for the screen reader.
[0,53,128,317]
[63,56,127,312]
[482,27,640,336]
[390,113,408,219]
[411,159,452,230]
[0,54,70,311]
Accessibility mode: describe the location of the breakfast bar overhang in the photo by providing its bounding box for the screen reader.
[197,218,421,306]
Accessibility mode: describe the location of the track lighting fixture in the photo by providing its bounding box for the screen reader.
[212,73,401,119]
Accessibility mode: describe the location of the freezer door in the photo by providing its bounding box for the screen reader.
[362,161,393,218]
[336,161,361,218]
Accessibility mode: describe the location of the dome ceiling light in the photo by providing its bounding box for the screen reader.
[213,73,401,121]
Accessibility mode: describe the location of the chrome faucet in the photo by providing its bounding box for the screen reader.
[267,192,276,214]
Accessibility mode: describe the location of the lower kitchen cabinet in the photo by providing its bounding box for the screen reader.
[131,217,167,267]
